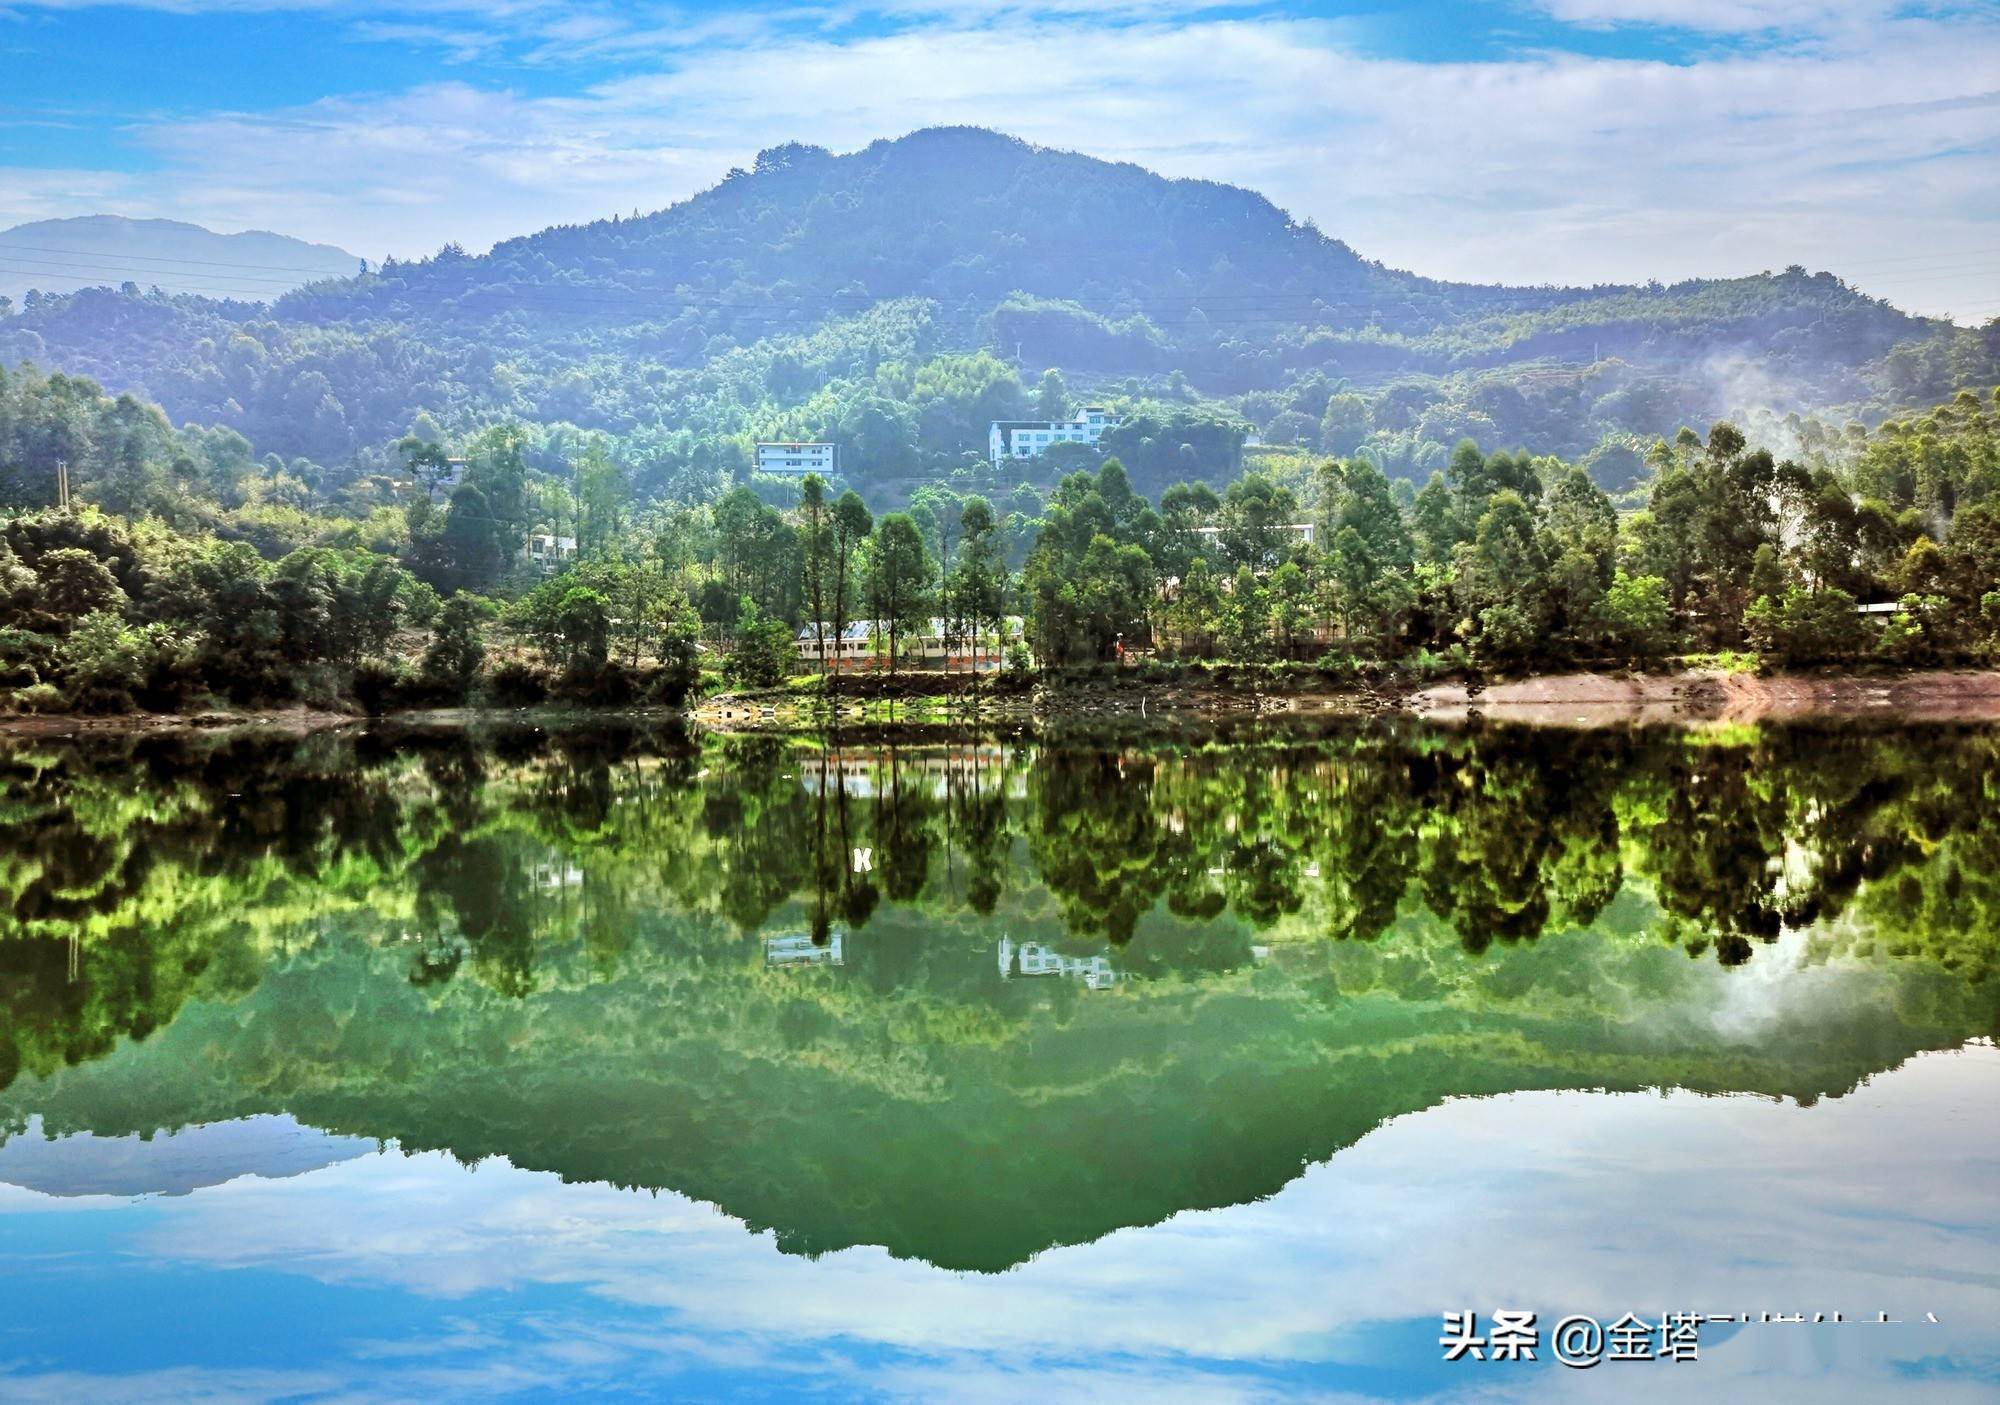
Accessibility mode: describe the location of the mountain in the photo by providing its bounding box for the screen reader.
[0,128,1985,499]
[0,215,360,304]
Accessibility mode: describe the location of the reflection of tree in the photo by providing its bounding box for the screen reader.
[1027,751,1171,943]
[7,719,2000,1107]
[414,835,537,997]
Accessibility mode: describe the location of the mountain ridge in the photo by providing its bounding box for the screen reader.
[0,215,360,304]
[0,127,1981,494]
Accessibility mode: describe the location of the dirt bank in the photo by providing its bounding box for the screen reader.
[1410,669,2000,726]
[0,707,358,738]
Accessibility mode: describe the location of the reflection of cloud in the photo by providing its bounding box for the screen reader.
[0,1367,343,1405]
[1,1047,1992,1401]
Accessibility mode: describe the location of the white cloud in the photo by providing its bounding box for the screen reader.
[3,7,1997,320]
[1530,0,1898,34]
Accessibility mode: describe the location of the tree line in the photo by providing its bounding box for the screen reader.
[1,356,1996,714]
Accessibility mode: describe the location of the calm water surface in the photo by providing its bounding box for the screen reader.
[0,719,1995,1402]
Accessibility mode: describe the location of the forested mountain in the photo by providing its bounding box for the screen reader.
[0,216,360,304]
[0,128,1993,508]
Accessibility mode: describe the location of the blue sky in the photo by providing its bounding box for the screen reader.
[0,1,1995,319]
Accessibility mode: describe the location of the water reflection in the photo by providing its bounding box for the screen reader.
[1,718,1995,1278]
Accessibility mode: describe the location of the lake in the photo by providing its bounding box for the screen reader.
[0,718,1995,1402]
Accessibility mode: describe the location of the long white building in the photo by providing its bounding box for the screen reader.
[755,441,837,476]
[794,616,1026,671]
[988,407,1118,467]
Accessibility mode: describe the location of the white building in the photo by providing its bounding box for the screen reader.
[1191,522,1317,552]
[794,616,1026,671]
[756,442,837,477]
[988,407,1119,467]
[526,533,578,572]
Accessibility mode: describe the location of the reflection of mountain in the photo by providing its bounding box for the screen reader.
[3,918,1989,1272]
[0,1114,371,1198]
[1,721,1997,1270]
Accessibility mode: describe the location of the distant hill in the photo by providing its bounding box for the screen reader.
[0,215,360,303]
[0,129,1980,494]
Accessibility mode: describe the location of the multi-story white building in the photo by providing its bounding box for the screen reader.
[526,533,578,573]
[988,406,1118,467]
[755,441,837,477]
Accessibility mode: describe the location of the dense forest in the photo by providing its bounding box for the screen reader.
[2,128,1995,509]
[1,128,1998,714]
[0,349,1996,713]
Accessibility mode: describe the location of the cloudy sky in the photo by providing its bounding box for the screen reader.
[0,1,1995,320]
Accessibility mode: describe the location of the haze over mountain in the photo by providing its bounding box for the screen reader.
[0,216,361,305]
[1,129,1991,499]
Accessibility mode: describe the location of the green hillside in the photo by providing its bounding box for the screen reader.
[1,128,1982,501]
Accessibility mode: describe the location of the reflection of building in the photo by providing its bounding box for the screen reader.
[998,936,1120,990]
[529,860,584,892]
[766,933,844,967]
[801,746,1020,800]
[989,407,1119,467]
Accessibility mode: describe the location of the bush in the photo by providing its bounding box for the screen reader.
[488,658,549,706]
[1745,585,1864,664]
[8,682,61,714]
[550,660,640,706]
[351,659,417,714]
[421,592,491,702]
[722,601,795,689]
[0,628,54,689]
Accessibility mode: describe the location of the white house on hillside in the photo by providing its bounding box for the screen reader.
[526,533,578,572]
[755,442,837,476]
[988,407,1119,467]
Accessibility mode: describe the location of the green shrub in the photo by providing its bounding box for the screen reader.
[488,659,549,707]
[8,682,61,714]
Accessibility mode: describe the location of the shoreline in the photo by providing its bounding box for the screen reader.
[8,667,2000,737]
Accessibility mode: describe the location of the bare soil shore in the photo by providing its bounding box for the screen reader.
[0,707,358,738]
[1409,669,2000,727]
[11,669,2000,737]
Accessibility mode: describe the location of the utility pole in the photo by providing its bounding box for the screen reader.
[56,458,70,511]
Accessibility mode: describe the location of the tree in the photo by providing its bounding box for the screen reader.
[422,592,491,699]
[1035,369,1071,422]
[723,597,794,688]
[829,491,874,683]
[575,441,630,555]
[797,474,834,672]
[1461,490,1549,662]
[1596,572,1673,659]
[1218,472,1296,570]
[515,578,610,676]
[1320,394,1372,456]
[1169,557,1223,658]
[866,513,935,672]
[950,496,1007,667]
[33,548,126,627]
[398,436,453,497]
